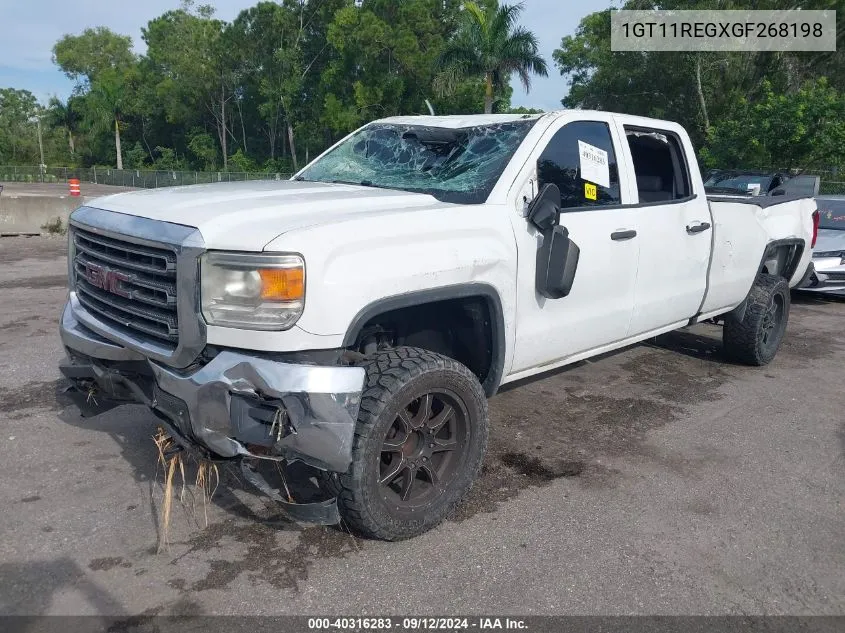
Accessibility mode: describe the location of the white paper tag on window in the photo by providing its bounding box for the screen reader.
[578,140,610,189]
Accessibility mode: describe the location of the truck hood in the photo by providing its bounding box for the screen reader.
[85,180,452,251]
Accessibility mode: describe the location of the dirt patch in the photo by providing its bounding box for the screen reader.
[0,274,68,290]
[183,519,359,592]
[167,578,187,591]
[500,452,585,481]
[685,499,717,516]
[0,237,67,264]
[780,324,845,362]
[0,315,42,332]
[88,556,132,571]
[0,379,71,413]
[620,350,727,406]
[451,328,741,522]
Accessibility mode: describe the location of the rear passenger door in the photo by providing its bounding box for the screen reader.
[508,117,642,375]
[620,124,711,335]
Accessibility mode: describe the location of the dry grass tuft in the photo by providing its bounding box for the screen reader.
[153,426,220,553]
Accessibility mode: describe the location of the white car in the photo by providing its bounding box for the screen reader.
[59,111,818,539]
[799,196,845,295]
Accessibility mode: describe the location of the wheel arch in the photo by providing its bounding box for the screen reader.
[342,283,507,397]
[731,238,804,322]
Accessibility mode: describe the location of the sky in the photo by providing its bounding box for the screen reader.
[0,0,613,111]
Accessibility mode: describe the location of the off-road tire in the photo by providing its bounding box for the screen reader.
[330,346,488,540]
[723,273,790,366]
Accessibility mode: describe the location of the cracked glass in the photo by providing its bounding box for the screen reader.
[297,120,538,204]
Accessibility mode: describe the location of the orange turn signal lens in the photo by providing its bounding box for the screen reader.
[258,267,304,302]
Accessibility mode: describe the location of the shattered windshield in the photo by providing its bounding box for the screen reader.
[296,120,537,204]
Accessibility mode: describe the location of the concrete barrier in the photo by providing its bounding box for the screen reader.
[0,183,133,236]
[0,194,90,235]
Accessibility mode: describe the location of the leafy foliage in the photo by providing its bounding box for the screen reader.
[7,0,543,170]
[701,79,845,170]
[554,0,845,170]
[6,0,843,176]
[435,1,547,114]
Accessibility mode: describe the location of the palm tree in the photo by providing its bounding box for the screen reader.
[435,1,548,114]
[47,97,78,157]
[85,68,133,170]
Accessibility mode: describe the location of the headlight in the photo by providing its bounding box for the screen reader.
[201,252,304,330]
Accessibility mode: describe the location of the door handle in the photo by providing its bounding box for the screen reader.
[686,221,711,234]
[611,229,637,241]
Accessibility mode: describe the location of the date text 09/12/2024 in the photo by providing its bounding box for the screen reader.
[307,617,528,630]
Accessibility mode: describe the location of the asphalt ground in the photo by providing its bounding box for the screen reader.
[0,236,843,617]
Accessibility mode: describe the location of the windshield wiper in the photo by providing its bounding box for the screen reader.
[324,179,390,189]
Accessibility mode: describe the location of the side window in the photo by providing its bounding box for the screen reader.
[625,127,692,203]
[536,121,620,209]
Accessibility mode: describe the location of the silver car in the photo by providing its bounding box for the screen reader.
[799,196,845,295]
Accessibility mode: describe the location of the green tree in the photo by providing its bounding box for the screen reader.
[435,1,547,114]
[125,142,147,169]
[52,27,134,88]
[84,66,140,169]
[53,27,136,168]
[0,88,39,164]
[554,1,845,150]
[187,129,218,170]
[701,78,845,171]
[144,3,236,169]
[46,97,80,158]
[228,0,346,171]
[554,10,704,135]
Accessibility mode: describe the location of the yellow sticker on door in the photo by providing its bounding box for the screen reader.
[584,182,597,200]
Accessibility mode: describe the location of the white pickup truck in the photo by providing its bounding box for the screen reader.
[60,111,818,540]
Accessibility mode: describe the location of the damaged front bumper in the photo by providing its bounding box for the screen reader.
[60,301,365,524]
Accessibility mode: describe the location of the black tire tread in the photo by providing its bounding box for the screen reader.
[334,346,487,540]
[723,273,790,366]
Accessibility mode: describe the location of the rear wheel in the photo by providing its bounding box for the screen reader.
[332,346,488,540]
[723,273,790,366]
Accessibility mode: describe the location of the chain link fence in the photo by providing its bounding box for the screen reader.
[819,181,845,195]
[0,166,293,188]
[2,164,844,195]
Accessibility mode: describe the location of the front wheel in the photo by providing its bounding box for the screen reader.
[332,347,488,540]
[723,273,790,366]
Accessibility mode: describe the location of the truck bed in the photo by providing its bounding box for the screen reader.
[700,195,816,316]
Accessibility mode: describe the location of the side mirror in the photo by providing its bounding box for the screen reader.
[527,183,561,231]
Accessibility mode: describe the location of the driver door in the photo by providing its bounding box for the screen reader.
[507,116,640,376]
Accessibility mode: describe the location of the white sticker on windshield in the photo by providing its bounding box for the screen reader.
[578,140,610,189]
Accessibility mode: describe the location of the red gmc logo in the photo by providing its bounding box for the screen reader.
[85,263,131,298]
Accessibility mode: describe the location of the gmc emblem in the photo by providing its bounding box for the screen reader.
[85,263,131,298]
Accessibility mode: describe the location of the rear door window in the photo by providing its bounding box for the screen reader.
[625,127,692,203]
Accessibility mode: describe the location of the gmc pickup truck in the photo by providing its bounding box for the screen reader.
[59,111,818,540]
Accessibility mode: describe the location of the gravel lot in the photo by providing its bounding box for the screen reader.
[0,236,843,617]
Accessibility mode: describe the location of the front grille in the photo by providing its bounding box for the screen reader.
[73,227,179,347]
[826,270,845,281]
